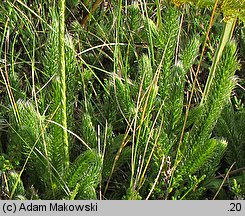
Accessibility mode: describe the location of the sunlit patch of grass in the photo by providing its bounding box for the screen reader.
[0,0,244,200]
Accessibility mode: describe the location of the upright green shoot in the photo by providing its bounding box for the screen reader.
[59,0,69,171]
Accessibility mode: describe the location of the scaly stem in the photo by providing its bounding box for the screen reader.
[201,19,236,104]
[59,0,69,171]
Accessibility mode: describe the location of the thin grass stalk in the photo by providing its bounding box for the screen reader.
[131,55,162,192]
[146,154,165,200]
[58,0,69,170]
[134,40,170,191]
[103,122,133,196]
[9,112,70,199]
[138,106,164,189]
[48,120,91,150]
[31,31,55,196]
[0,4,21,124]
[15,0,54,31]
[81,0,103,27]
[103,135,131,195]
[172,0,219,172]
[130,35,167,191]
[142,0,155,63]
[130,67,146,190]
[212,162,236,200]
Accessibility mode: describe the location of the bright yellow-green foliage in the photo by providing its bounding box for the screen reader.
[172,0,245,22]
[221,0,245,22]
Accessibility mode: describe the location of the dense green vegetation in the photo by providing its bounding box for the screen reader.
[0,0,244,200]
